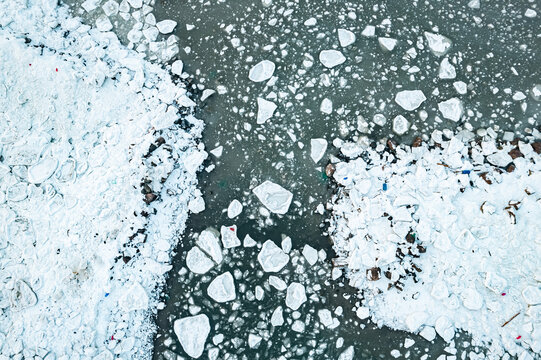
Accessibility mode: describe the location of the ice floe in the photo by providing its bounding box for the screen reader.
[319,50,346,68]
[394,90,426,111]
[258,240,290,272]
[207,272,236,303]
[252,180,293,214]
[248,60,276,82]
[174,314,211,358]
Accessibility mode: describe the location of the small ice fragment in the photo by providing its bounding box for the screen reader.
[220,225,241,249]
[243,234,257,247]
[392,115,410,135]
[96,15,113,32]
[248,334,262,348]
[304,17,317,26]
[378,37,397,51]
[512,92,526,101]
[525,9,537,18]
[10,280,37,311]
[522,286,541,305]
[249,60,276,82]
[453,81,467,94]
[210,146,223,158]
[454,229,475,250]
[373,113,387,126]
[420,326,436,341]
[252,181,293,214]
[184,150,208,175]
[174,314,210,358]
[338,346,355,360]
[338,29,356,47]
[319,50,346,68]
[281,236,292,253]
[170,60,183,76]
[207,272,236,302]
[156,20,177,34]
[390,350,401,358]
[439,58,456,79]
[424,32,452,56]
[285,282,307,310]
[461,288,483,310]
[404,338,415,348]
[198,229,223,264]
[227,199,243,218]
[395,90,426,111]
[405,312,428,332]
[318,309,334,327]
[201,89,216,101]
[356,306,370,319]
[28,157,58,184]
[102,0,119,16]
[302,245,318,265]
[258,240,290,272]
[188,195,205,214]
[320,98,333,114]
[270,306,284,326]
[467,0,480,9]
[269,275,287,291]
[186,247,214,274]
[361,25,375,37]
[438,98,463,122]
[256,98,277,124]
[310,138,327,163]
[127,0,142,8]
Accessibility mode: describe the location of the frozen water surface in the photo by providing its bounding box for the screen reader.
[62,0,541,358]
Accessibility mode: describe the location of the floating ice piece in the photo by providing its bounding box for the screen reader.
[395,90,426,111]
[318,309,334,327]
[258,240,290,272]
[252,181,293,214]
[320,98,333,114]
[198,229,223,264]
[356,306,370,319]
[102,0,119,16]
[174,314,210,358]
[207,272,236,302]
[531,84,541,101]
[525,9,537,18]
[188,195,205,214]
[227,199,243,218]
[201,89,215,101]
[269,275,287,291]
[420,326,436,341]
[171,60,184,75]
[96,15,113,31]
[361,25,375,37]
[310,138,327,163]
[319,50,346,68]
[392,115,410,135]
[220,225,241,249]
[461,288,483,310]
[438,98,463,122]
[156,20,177,34]
[249,60,275,82]
[468,0,480,9]
[285,282,307,310]
[302,244,318,265]
[210,146,223,158]
[256,98,277,124]
[304,17,317,26]
[243,234,257,247]
[118,283,148,312]
[424,32,452,56]
[338,29,356,47]
[281,236,292,253]
[454,81,467,94]
[10,280,37,311]
[439,58,456,79]
[184,150,208,175]
[248,334,262,348]
[378,37,397,52]
[435,316,455,342]
[338,346,355,360]
[186,247,214,274]
[127,0,142,8]
[28,157,58,184]
[270,306,284,326]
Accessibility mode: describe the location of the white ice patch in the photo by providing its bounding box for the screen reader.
[256,97,277,124]
[252,180,293,214]
[439,58,456,79]
[227,199,243,218]
[392,115,410,135]
[310,138,328,163]
[156,19,177,34]
[302,244,318,265]
[220,225,241,249]
[285,282,307,310]
[378,37,398,52]
[248,60,276,82]
[424,32,452,56]
[198,229,223,264]
[186,246,215,274]
[319,50,346,68]
[337,29,356,47]
[394,90,426,111]
[320,98,333,114]
[174,314,211,359]
[207,271,236,303]
[438,98,464,122]
[171,60,184,75]
[258,240,290,272]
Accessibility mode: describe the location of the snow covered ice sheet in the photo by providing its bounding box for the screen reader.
[0,1,203,359]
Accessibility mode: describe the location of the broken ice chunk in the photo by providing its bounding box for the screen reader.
[269,276,287,291]
[361,25,375,37]
[435,316,455,342]
[186,247,214,274]
[252,181,293,214]
[378,37,397,52]
[338,346,355,360]
[198,229,223,264]
[201,89,215,101]
[207,272,236,302]
[356,306,370,319]
[486,151,512,167]
[424,32,452,56]
[256,98,277,124]
[258,240,290,272]
[188,195,205,214]
[392,115,410,135]
[174,314,210,358]
[95,15,113,32]
[183,150,208,175]
[302,245,318,265]
[248,60,276,82]
[310,138,327,163]
[319,50,346,68]
[248,334,262,348]
[439,58,456,79]
[320,98,333,114]
[156,20,177,34]
[405,312,428,332]
[171,60,184,75]
[438,98,463,122]
[338,29,356,47]
[28,157,58,184]
[453,81,467,95]
[285,282,307,310]
[220,225,241,249]
[243,234,257,247]
[522,286,541,305]
[270,306,284,326]
[395,90,426,111]
[227,199,243,218]
[118,283,148,312]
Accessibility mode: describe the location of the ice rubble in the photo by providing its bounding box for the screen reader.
[0,1,204,359]
[310,138,328,163]
[329,134,541,358]
[438,97,464,122]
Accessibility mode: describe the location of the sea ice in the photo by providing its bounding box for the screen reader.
[269,275,287,291]
[320,98,333,114]
[439,58,456,79]
[271,306,284,326]
[338,29,356,47]
[27,157,58,184]
[248,60,275,82]
[285,282,307,310]
[319,50,346,68]
[207,272,236,303]
[438,98,463,122]
[252,180,293,214]
[220,225,241,249]
[302,244,318,265]
[156,20,177,34]
[186,247,214,274]
[424,32,452,56]
[338,346,355,360]
[310,138,328,163]
[174,314,211,358]
[395,90,426,111]
[227,199,243,218]
[198,229,223,264]
[361,25,375,37]
[256,97,277,124]
[392,115,410,135]
[171,59,184,75]
[378,37,397,51]
[258,240,290,272]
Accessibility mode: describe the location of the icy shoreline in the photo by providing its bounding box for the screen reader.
[328,133,540,359]
[0,1,204,358]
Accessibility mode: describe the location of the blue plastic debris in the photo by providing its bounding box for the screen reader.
[462,170,471,174]
[383,183,388,191]
[343,177,348,180]
[105,293,109,297]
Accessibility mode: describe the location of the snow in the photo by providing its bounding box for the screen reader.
[248,60,276,82]
[438,98,464,122]
[0,1,204,357]
[319,50,346,68]
[174,314,211,359]
[156,19,177,34]
[258,240,290,272]
[285,282,307,310]
[252,180,293,214]
[207,272,236,303]
[329,136,541,357]
[338,29,356,47]
[256,97,278,124]
[227,199,243,218]
[378,37,398,52]
[392,115,410,135]
[424,32,452,56]
[395,90,427,111]
[310,138,328,163]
